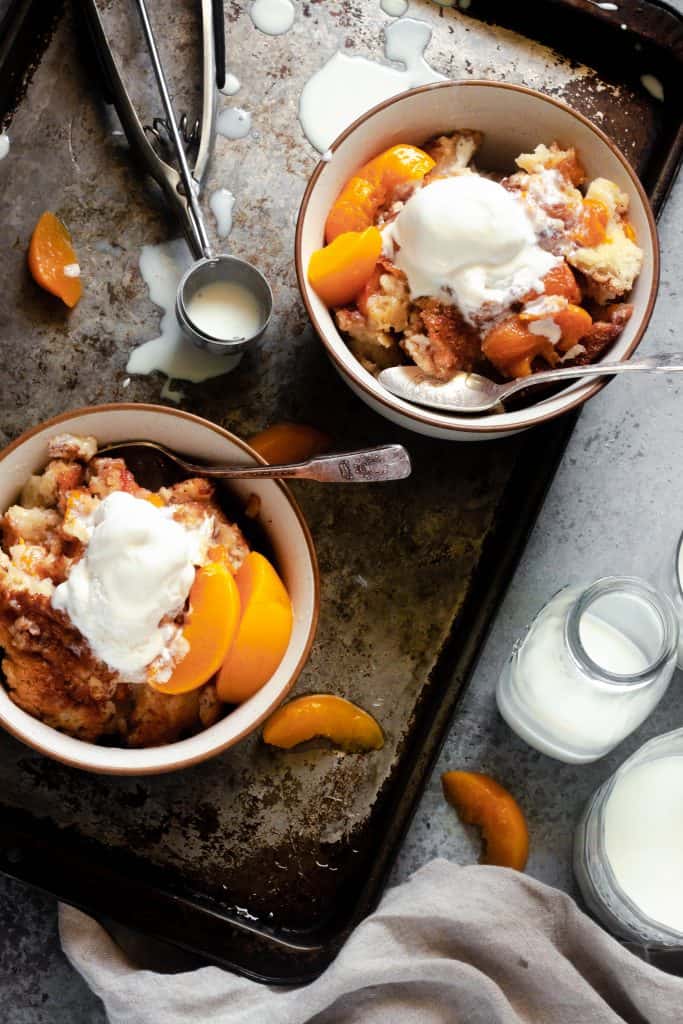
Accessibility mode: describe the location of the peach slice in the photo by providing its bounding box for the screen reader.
[442,771,529,871]
[143,492,166,508]
[308,227,382,308]
[519,302,592,353]
[28,211,83,308]
[150,562,241,695]
[554,303,592,350]
[523,261,581,305]
[216,552,293,703]
[325,144,435,242]
[483,315,559,379]
[248,423,332,465]
[572,197,610,247]
[262,694,384,751]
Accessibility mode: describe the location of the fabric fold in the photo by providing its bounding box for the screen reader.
[59,859,683,1024]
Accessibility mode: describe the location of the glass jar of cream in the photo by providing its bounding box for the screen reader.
[574,729,683,945]
[496,577,678,764]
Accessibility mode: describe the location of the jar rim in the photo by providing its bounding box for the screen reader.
[566,576,678,687]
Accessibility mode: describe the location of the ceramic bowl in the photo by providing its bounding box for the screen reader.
[0,405,319,774]
[295,81,659,441]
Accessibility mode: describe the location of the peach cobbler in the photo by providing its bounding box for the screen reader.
[0,434,292,747]
[308,133,643,382]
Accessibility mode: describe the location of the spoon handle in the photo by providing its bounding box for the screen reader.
[204,445,412,483]
[500,353,683,401]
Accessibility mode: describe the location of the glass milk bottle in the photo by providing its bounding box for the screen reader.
[574,729,683,945]
[656,528,683,668]
[496,577,678,763]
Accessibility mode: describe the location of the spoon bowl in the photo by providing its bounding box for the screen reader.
[378,354,683,416]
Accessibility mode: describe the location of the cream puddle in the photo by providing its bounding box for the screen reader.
[209,188,236,238]
[126,239,241,399]
[299,18,446,153]
[250,0,295,34]
[220,73,241,96]
[217,107,252,140]
[381,0,409,15]
[641,74,664,101]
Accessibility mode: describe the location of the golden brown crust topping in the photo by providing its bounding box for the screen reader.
[403,299,483,379]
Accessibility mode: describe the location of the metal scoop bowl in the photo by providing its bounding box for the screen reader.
[176,256,273,355]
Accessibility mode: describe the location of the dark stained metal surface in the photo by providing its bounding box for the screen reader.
[0,0,680,982]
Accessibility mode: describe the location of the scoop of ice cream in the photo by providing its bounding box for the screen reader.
[383,175,558,323]
[52,492,211,680]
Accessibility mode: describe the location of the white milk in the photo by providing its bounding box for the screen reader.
[250,0,295,35]
[186,280,262,341]
[299,18,446,152]
[381,0,409,16]
[511,610,649,752]
[209,188,235,238]
[220,73,241,96]
[217,107,252,140]
[604,755,683,932]
[126,240,241,397]
[641,74,664,101]
[579,614,648,675]
[496,584,676,763]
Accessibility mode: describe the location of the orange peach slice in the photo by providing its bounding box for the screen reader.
[442,771,529,871]
[524,261,582,305]
[572,197,609,247]
[248,423,332,465]
[150,562,241,695]
[554,303,592,350]
[143,492,166,508]
[308,227,382,308]
[262,694,384,751]
[216,552,293,703]
[519,302,592,353]
[28,211,83,308]
[325,144,435,242]
[483,315,558,379]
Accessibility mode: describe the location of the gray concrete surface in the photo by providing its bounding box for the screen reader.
[1,3,682,1022]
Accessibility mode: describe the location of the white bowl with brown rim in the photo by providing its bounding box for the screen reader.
[295,81,659,441]
[0,404,319,774]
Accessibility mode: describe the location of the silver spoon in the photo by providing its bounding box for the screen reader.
[96,441,412,484]
[378,354,683,415]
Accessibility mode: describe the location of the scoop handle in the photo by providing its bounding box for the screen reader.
[193,446,413,483]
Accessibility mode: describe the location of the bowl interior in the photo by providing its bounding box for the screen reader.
[298,82,657,435]
[0,406,318,773]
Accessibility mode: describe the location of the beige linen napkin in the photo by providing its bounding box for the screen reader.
[59,859,683,1024]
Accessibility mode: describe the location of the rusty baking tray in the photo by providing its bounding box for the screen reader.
[0,0,681,984]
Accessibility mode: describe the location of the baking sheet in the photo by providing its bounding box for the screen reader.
[0,0,680,982]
